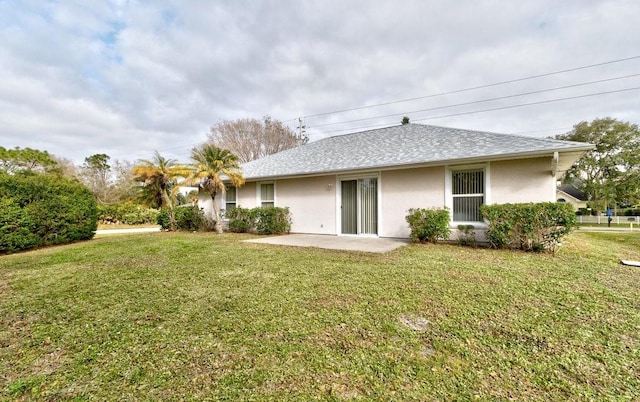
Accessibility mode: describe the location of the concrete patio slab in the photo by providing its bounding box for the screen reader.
[242,234,408,253]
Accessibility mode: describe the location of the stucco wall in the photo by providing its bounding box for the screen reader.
[237,182,257,209]
[490,157,554,203]
[380,166,445,238]
[200,156,556,239]
[273,175,337,235]
[197,181,258,220]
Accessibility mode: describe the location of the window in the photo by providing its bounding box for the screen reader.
[452,169,484,222]
[225,186,237,212]
[260,182,274,207]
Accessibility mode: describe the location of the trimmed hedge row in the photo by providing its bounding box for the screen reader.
[481,202,576,252]
[226,206,291,235]
[0,172,97,253]
[157,206,214,231]
[97,203,160,225]
[405,208,451,243]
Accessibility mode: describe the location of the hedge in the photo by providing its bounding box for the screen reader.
[227,206,291,235]
[405,208,451,243]
[97,203,159,225]
[480,202,577,252]
[0,172,97,253]
[157,206,214,231]
[226,207,256,233]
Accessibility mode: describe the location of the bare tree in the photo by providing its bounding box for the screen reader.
[207,116,307,163]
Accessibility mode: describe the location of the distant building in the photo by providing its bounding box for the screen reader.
[556,184,588,211]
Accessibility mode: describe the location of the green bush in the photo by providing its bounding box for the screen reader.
[457,224,477,247]
[0,172,97,253]
[174,206,206,231]
[226,207,256,233]
[481,202,577,252]
[254,207,292,235]
[97,203,159,225]
[157,210,171,230]
[405,208,451,243]
[226,206,291,234]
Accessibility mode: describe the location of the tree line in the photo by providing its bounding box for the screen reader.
[555,118,640,214]
[2,116,638,240]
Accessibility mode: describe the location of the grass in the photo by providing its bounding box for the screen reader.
[1,232,640,400]
[578,223,638,230]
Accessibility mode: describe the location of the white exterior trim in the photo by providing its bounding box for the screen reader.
[335,172,381,237]
[256,181,276,207]
[446,163,489,227]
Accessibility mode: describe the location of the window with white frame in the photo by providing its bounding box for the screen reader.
[452,169,484,222]
[225,186,237,212]
[259,182,274,207]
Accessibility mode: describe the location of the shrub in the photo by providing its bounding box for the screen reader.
[0,172,97,253]
[174,206,205,231]
[97,203,159,225]
[457,224,477,247]
[254,207,292,235]
[405,208,451,243]
[157,210,171,230]
[225,206,291,234]
[480,202,577,252]
[226,207,256,233]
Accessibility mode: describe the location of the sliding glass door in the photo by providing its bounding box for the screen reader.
[341,178,378,235]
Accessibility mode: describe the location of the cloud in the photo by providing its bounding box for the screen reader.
[0,0,638,163]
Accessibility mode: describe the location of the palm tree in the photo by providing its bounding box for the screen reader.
[132,152,190,228]
[185,145,244,233]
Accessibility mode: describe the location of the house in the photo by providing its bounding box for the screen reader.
[198,124,593,240]
[556,184,588,211]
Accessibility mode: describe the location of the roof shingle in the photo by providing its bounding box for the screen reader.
[240,123,592,180]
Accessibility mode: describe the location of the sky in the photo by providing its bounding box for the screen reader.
[1,0,639,165]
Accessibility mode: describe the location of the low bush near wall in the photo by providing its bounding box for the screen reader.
[405,208,451,243]
[227,206,291,234]
[175,206,214,231]
[480,202,577,252]
[457,224,477,247]
[156,206,213,231]
[97,203,159,225]
[0,172,97,253]
[226,207,256,233]
[254,207,292,235]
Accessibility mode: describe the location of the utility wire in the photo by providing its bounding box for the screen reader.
[300,55,640,119]
[311,73,640,128]
[318,86,640,134]
[117,56,640,161]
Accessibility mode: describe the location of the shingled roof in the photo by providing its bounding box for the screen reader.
[558,184,588,201]
[240,123,593,180]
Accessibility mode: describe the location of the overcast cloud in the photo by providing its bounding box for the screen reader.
[0,0,638,164]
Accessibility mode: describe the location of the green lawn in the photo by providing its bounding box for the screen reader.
[1,232,640,400]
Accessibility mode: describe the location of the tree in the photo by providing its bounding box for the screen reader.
[132,152,189,212]
[0,146,60,174]
[184,145,244,233]
[207,116,307,163]
[111,159,137,202]
[80,154,112,204]
[556,118,640,213]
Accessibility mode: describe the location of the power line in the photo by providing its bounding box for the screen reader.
[317,86,640,134]
[311,73,640,128]
[300,55,640,119]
